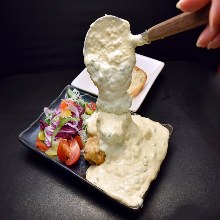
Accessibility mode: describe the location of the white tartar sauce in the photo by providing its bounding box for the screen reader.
[83,15,169,208]
[84,15,147,114]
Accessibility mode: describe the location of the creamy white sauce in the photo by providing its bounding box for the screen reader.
[83,15,169,208]
[84,15,147,114]
[86,112,169,207]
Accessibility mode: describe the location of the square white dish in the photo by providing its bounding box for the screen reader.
[71,53,164,112]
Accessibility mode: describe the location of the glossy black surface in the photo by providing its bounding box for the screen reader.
[1,62,220,219]
[1,0,219,78]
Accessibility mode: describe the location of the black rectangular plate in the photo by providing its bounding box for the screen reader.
[18,85,173,210]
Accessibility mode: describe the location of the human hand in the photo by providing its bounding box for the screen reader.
[176,0,220,49]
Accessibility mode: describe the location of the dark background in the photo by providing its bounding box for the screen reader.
[0,0,220,79]
[1,1,220,219]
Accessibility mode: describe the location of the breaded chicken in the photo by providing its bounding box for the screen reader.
[84,136,106,165]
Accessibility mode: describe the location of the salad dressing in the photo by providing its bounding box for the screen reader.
[84,15,169,207]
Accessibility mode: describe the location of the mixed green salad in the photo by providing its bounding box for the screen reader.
[36,88,96,166]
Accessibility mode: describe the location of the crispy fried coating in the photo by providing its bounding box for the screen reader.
[84,136,106,165]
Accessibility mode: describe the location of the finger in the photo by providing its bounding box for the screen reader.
[176,0,210,12]
[207,32,220,49]
[196,25,219,48]
[209,0,220,31]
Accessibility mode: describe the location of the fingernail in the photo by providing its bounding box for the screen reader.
[176,0,184,9]
[196,41,202,48]
[207,42,215,49]
[196,39,204,48]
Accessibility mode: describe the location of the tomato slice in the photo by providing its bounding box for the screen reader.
[57,138,80,166]
[66,139,80,165]
[76,135,84,149]
[59,100,68,110]
[36,138,50,151]
[59,100,76,110]
[87,102,97,111]
[57,139,70,162]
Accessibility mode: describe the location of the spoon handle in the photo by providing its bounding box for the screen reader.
[142,4,210,42]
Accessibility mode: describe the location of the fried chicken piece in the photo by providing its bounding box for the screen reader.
[84,136,106,165]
